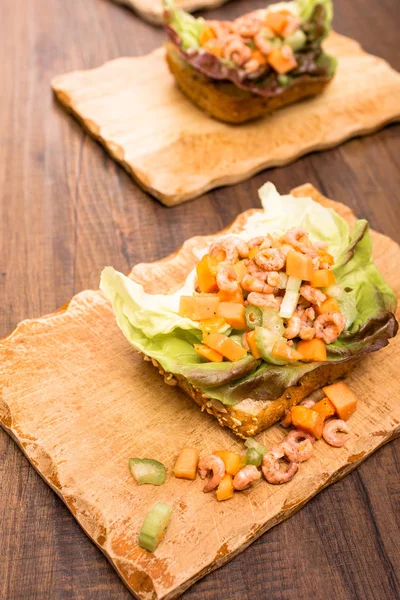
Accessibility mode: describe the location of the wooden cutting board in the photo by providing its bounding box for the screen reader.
[110,0,230,25]
[1,184,399,599]
[51,33,400,206]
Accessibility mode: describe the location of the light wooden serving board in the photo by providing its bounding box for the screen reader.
[1,185,399,600]
[110,0,230,25]
[51,33,400,206]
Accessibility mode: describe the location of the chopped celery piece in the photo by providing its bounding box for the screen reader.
[245,437,267,457]
[255,327,288,365]
[138,502,173,552]
[277,74,291,87]
[279,291,300,319]
[245,447,263,466]
[262,308,285,336]
[286,276,302,293]
[278,272,288,289]
[245,306,263,330]
[129,458,166,486]
[285,29,307,51]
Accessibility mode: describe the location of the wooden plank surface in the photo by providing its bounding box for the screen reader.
[51,34,400,205]
[0,0,399,599]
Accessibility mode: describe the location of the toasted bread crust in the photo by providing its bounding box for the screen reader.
[166,43,332,124]
[144,352,359,438]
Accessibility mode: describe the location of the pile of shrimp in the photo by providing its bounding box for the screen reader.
[206,229,345,345]
[200,10,300,76]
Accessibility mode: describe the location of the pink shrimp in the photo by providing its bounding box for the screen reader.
[299,306,316,340]
[284,315,302,339]
[241,274,274,294]
[254,30,272,56]
[300,285,327,307]
[209,236,249,263]
[198,454,225,492]
[267,271,281,287]
[233,14,262,37]
[208,20,233,40]
[246,260,269,281]
[282,430,315,462]
[243,58,265,76]
[262,445,299,484]
[216,265,239,293]
[322,419,350,447]
[233,465,261,490]
[283,227,319,258]
[248,235,273,250]
[254,248,286,272]
[222,35,252,67]
[299,398,316,409]
[314,312,346,344]
[247,292,282,311]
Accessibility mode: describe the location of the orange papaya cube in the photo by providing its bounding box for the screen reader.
[310,269,336,288]
[291,405,324,439]
[203,333,247,362]
[179,295,219,321]
[196,254,219,293]
[248,247,259,259]
[267,45,297,74]
[216,474,234,501]
[312,397,336,420]
[200,316,227,335]
[217,302,246,330]
[214,451,246,476]
[173,447,200,480]
[322,381,357,421]
[285,249,313,281]
[318,251,334,266]
[244,331,262,359]
[281,15,301,36]
[218,287,244,305]
[194,343,224,363]
[264,10,291,34]
[199,25,215,46]
[316,298,341,315]
[272,340,303,361]
[297,339,327,362]
[234,260,247,282]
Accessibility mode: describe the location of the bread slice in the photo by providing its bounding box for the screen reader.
[166,43,332,124]
[145,353,359,439]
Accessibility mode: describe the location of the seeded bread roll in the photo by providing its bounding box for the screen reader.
[166,43,333,124]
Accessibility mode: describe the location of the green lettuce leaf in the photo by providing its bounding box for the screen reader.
[296,0,333,29]
[163,0,204,50]
[100,183,398,407]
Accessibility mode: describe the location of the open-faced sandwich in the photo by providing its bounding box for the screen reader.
[163,0,336,123]
[100,184,397,439]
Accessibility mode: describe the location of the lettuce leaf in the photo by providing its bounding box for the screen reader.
[100,184,398,407]
[296,0,333,30]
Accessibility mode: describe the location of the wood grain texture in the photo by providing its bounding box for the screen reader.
[110,0,230,25]
[1,184,399,600]
[1,0,399,599]
[51,32,400,205]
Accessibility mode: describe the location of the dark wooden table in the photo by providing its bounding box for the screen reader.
[1,0,399,598]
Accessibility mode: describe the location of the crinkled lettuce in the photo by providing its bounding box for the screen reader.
[100,183,398,407]
[297,0,333,29]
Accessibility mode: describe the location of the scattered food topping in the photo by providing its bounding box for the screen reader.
[138,502,173,552]
[173,447,200,480]
[129,458,166,486]
[322,381,357,420]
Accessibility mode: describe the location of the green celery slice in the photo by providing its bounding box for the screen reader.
[244,437,267,457]
[245,447,263,466]
[139,502,173,552]
[129,458,166,486]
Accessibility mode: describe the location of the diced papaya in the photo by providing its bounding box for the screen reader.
[203,333,247,362]
[318,251,334,266]
[203,39,224,58]
[179,295,219,321]
[199,25,215,46]
[218,287,244,305]
[309,269,336,288]
[281,15,301,36]
[234,260,248,282]
[264,10,291,35]
[173,447,199,480]
[216,474,234,502]
[251,49,268,65]
[244,330,262,359]
[218,302,246,330]
[312,397,336,421]
[316,297,341,315]
[248,248,259,260]
[196,254,219,293]
[267,45,297,74]
[194,343,224,363]
[214,451,246,476]
[297,339,327,362]
[322,381,357,421]
[272,340,303,361]
[200,316,227,335]
[286,249,313,281]
[291,405,324,439]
